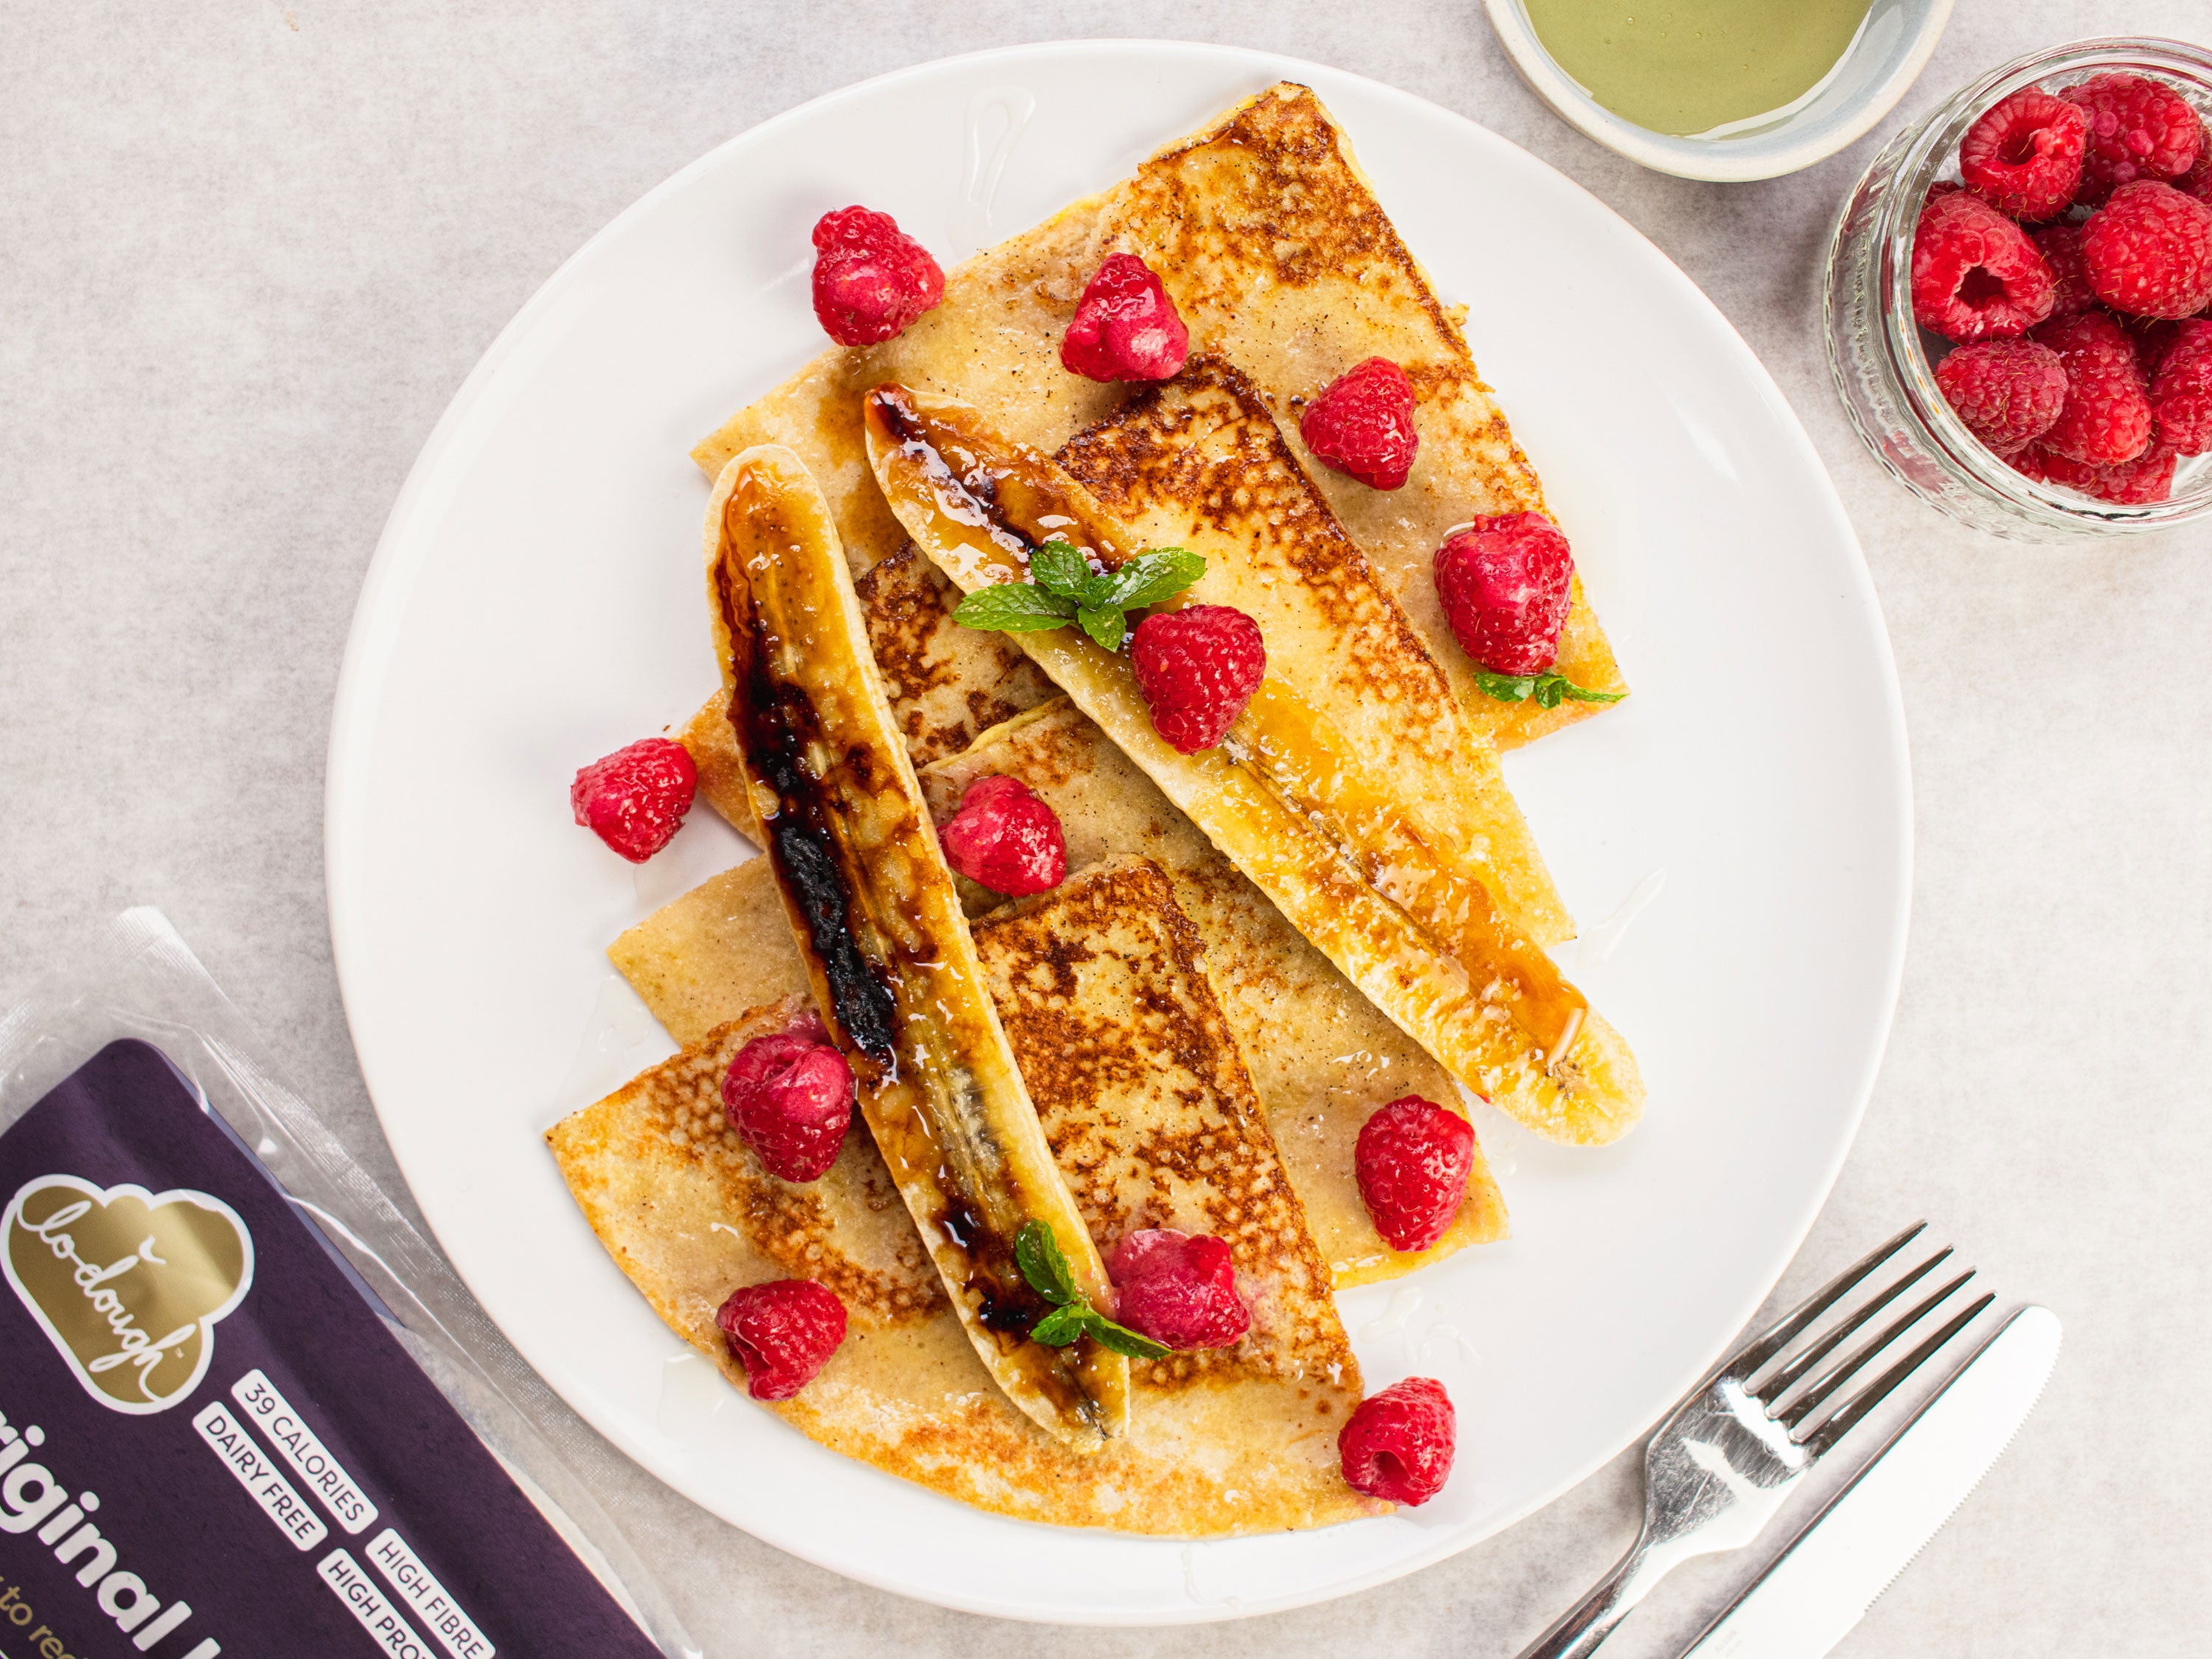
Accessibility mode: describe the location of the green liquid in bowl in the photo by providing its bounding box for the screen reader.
[1524,0,1876,136]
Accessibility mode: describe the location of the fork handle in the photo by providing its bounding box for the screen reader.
[1514,1540,1658,1659]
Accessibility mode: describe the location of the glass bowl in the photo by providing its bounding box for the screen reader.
[1825,37,2212,542]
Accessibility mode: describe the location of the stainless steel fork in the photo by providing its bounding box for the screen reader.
[1517,1224,1992,1659]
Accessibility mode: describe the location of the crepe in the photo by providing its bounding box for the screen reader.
[613,698,1509,1287]
[705,442,1124,1449]
[1059,352,1571,945]
[551,860,1379,1533]
[691,82,1621,751]
[866,386,1644,1147]
[1092,81,1626,744]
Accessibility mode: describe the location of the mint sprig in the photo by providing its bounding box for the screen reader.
[1472,668,1627,710]
[1013,1220,1169,1361]
[951,541,1204,653]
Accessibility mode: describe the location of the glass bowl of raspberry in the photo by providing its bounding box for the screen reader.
[1825,38,2212,540]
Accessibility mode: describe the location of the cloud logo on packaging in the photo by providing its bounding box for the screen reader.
[3,1175,255,1413]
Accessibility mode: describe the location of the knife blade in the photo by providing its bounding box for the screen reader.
[1679,1303,2061,1659]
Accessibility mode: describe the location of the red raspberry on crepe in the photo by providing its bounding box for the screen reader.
[1301,357,1421,489]
[717,1281,847,1400]
[811,206,944,346]
[1107,1229,1251,1352]
[1060,253,1190,383]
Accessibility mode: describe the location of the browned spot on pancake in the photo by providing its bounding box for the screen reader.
[1060,355,1456,727]
[853,544,1057,766]
[1127,88,1455,347]
[974,859,1354,1397]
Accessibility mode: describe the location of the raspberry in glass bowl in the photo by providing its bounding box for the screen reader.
[1825,38,2212,540]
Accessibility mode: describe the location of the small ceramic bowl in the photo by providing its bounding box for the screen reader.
[1484,0,1955,181]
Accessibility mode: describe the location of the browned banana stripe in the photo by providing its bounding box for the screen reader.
[706,442,1128,1447]
[863,386,1644,1147]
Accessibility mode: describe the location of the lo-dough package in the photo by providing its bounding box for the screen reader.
[0,909,702,1659]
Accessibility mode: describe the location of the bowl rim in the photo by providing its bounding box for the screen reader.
[1483,0,1957,181]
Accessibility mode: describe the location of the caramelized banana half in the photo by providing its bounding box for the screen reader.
[706,442,1128,1447]
[863,386,1644,1146]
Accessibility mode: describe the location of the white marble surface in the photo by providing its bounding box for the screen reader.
[4,3,2208,1655]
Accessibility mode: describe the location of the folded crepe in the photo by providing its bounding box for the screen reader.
[1089,81,1625,743]
[691,81,1621,751]
[614,696,1508,1287]
[1057,352,1571,945]
[551,858,1380,1533]
[865,385,1644,1147]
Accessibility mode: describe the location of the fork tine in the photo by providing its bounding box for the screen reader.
[1777,1267,1976,1430]
[1752,1246,1953,1405]
[1731,1221,1927,1378]
[1798,1291,1996,1455]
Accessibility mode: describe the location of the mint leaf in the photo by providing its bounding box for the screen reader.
[1012,1220,1169,1357]
[1472,668,1625,709]
[1029,1306,1090,1346]
[1014,1220,1081,1307]
[1027,540,1095,599]
[1091,546,1203,613]
[951,545,1205,652]
[1079,1312,1171,1361]
[951,582,1079,633]
[1077,605,1127,653]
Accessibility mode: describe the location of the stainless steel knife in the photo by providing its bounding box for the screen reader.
[1679,1303,2062,1659]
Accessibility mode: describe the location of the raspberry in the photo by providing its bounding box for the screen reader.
[1107,1229,1250,1351]
[1910,190,2056,344]
[2029,223,2097,321]
[1338,1377,1456,1506]
[570,738,697,863]
[1060,253,1189,382]
[2062,73,2206,204]
[1960,89,2088,220]
[723,1030,855,1182]
[810,206,944,347]
[2081,181,2212,319]
[2012,439,2178,505]
[1934,339,2068,454]
[1301,358,1421,490]
[1433,512,1575,677]
[2121,314,2183,375]
[1354,1096,1475,1253]
[1128,605,1266,754]
[938,775,1066,897]
[2152,319,2212,453]
[716,1280,846,1400]
[2182,149,2212,208]
[2034,311,2154,465]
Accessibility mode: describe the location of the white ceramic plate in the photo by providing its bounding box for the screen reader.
[326,41,1910,1626]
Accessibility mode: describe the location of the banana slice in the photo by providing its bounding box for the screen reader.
[706,442,1128,1447]
[863,386,1644,1147]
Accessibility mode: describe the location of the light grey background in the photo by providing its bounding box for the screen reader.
[3,4,2206,1655]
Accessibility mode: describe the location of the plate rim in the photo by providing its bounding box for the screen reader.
[324,37,1913,1624]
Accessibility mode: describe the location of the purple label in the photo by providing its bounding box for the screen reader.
[0,1040,661,1659]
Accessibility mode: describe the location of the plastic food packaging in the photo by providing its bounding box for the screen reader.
[0,908,701,1659]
